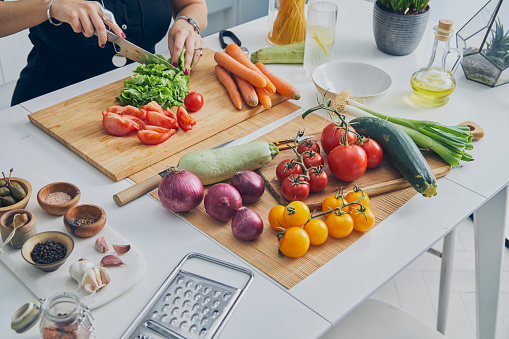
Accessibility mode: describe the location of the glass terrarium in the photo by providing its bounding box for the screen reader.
[457,0,508,87]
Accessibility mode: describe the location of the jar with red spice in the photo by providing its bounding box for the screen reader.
[11,292,95,338]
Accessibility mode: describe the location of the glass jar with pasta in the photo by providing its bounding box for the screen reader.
[267,0,308,45]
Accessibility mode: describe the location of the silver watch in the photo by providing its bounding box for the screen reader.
[175,15,200,34]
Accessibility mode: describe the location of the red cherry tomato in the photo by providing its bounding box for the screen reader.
[297,139,320,155]
[184,92,204,112]
[146,111,177,129]
[137,129,176,145]
[281,175,310,202]
[276,159,303,182]
[302,151,324,169]
[308,166,328,192]
[328,144,367,182]
[177,106,197,131]
[321,123,357,154]
[358,138,384,169]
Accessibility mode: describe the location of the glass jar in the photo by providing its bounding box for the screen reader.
[267,0,308,45]
[11,292,95,339]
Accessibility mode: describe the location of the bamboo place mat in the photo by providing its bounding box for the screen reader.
[131,112,418,289]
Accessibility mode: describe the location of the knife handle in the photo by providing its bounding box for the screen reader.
[113,174,163,207]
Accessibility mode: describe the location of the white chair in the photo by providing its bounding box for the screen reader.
[320,299,447,339]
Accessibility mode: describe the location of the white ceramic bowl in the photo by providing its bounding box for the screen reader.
[312,61,392,105]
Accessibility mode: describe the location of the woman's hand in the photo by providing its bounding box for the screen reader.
[168,19,204,75]
[50,0,124,48]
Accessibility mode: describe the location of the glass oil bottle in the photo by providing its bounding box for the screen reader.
[411,19,462,107]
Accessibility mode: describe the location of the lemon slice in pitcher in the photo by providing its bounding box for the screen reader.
[310,26,334,55]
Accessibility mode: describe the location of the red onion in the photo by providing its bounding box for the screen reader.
[231,207,263,241]
[158,168,204,212]
[229,170,265,204]
[204,183,242,222]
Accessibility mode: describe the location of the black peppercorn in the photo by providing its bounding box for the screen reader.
[31,241,67,264]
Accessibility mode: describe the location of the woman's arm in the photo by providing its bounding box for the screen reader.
[0,0,50,37]
[168,0,207,74]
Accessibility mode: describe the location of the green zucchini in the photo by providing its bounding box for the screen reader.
[250,42,304,64]
[178,141,279,185]
[350,117,437,198]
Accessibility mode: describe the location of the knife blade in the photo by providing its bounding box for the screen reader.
[112,135,315,207]
[104,30,180,72]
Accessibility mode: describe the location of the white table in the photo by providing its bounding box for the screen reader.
[1,1,506,338]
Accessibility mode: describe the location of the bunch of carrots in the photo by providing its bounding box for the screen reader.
[214,44,300,110]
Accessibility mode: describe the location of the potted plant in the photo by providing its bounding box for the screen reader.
[457,0,508,87]
[373,0,431,56]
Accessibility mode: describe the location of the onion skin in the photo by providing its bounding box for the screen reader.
[204,183,242,222]
[231,207,264,241]
[230,170,265,204]
[158,168,204,212]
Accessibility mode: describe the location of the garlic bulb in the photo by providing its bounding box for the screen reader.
[69,258,95,289]
[82,266,111,293]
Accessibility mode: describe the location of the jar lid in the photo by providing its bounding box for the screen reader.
[11,300,43,333]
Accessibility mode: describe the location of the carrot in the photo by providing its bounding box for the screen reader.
[255,86,272,110]
[214,51,266,88]
[224,44,277,94]
[255,62,301,100]
[215,65,242,110]
[232,73,258,107]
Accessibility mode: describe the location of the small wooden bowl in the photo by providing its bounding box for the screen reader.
[0,209,36,248]
[0,178,32,217]
[64,204,106,238]
[37,182,81,216]
[21,231,74,272]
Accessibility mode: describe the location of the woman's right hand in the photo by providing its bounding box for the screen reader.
[49,0,124,48]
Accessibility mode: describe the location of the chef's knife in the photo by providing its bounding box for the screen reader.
[104,30,180,72]
[112,135,314,207]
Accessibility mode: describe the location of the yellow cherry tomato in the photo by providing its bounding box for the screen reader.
[325,213,354,238]
[268,205,288,230]
[322,195,349,213]
[283,201,310,228]
[345,189,370,211]
[279,227,310,258]
[304,219,328,245]
[351,206,376,232]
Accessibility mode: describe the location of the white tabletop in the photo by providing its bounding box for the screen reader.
[1,1,506,338]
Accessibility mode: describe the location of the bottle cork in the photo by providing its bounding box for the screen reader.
[438,19,454,32]
[437,19,454,41]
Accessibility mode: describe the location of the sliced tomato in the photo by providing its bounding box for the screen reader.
[106,105,125,114]
[122,115,146,130]
[164,107,176,119]
[144,125,172,133]
[121,106,146,120]
[177,106,196,132]
[102,114,137,136]
[142,101,164,114]
[137,129,175,145]
[146,111,177,129]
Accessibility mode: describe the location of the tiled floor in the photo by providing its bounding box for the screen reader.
[371,217,509,338]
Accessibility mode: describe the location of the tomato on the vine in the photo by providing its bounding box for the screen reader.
[304,219,328,245]
[268,205,289,231]
[345,188,370,211]
[302,151,324,169]
[322,194,349,213]
[351,206,376,232]
[328,144,367,182]
[297,138,320,155]
[325,212,354,238]
[278,227,310,258]
[184,92,204,112]
[321,123,357,154]
[276,159,303,182]
[281,175,310,202]
[282,201,310,228]
[358,138,383,169]
[308,166,328,192]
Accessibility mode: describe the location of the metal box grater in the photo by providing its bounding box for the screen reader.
[121,253,254,339]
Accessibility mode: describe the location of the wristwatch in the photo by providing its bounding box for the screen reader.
[175,15,201,34]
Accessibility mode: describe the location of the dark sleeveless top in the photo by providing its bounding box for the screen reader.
[9,0,173,105]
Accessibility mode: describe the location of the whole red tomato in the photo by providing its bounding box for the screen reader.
[328,144,367,182]
[358,138,383,169]
[321,123,357,154]
[276,159,303,182]
[297,139,320,155]
[302,151,324,169]
[281,175,310,201]
[184,92,204,112]
[308,166,328,192]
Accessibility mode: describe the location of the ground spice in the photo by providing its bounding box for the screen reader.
[73,218,95,226]
[45,192,72,205]
[31,241,67,264]
[42,323,81,339]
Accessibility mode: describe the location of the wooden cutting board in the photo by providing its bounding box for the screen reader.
[258,133,451,211]
[28,48,290,182]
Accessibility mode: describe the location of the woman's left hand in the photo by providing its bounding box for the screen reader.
[168,20,204,75]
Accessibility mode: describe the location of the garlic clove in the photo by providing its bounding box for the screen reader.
[100,254,126,267]
[112,244,131,254]
[95,236,109,253]
[69,258,95,289]
[81,266,111,293]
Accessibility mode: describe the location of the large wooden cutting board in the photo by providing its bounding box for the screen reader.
[28,48,290,182]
